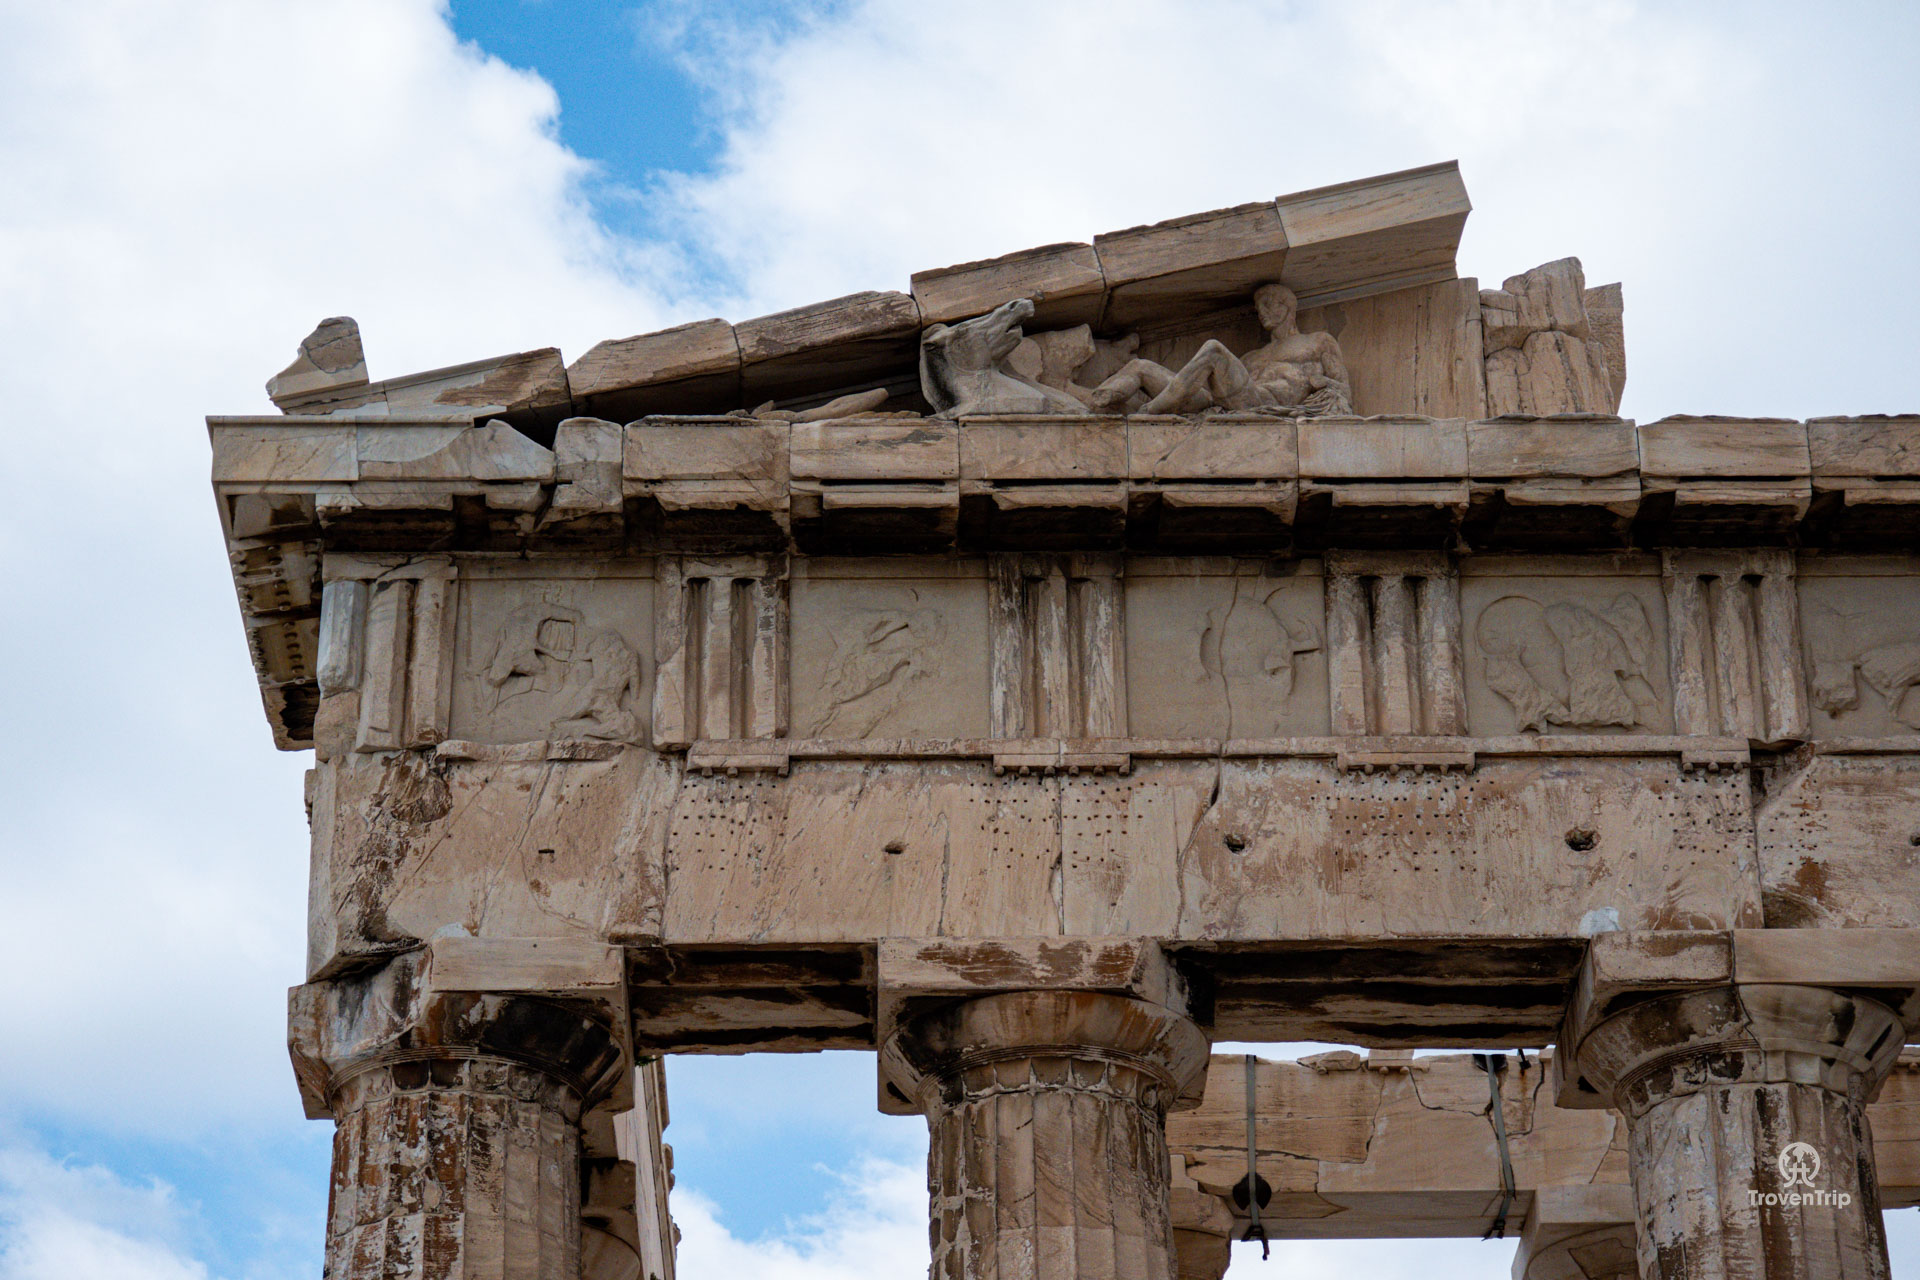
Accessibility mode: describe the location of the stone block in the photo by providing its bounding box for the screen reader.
[568,318,741,417]
[209,418,358,483]
[790,418,957,481]
[1298,277,1487,419]
[1808,414,1920,476]
[267,316,367,406]
[736,290,920,404]
[1276,161,1469,303]
[911,241,1107,329]
[959,416,1127,480]
[1637,415,1810,478]
[1298,416,1468,478]
[1095,200,1290,329]
[1127,416,1296,481]
[1467,417,1638,478]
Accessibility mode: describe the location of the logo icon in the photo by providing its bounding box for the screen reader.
[1750,1141,1846,1208]
[1778,1142,1822,1190]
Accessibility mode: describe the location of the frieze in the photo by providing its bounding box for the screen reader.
[286,551,1920,753]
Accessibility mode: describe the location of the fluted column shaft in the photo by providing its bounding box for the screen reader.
[326,1058,583,1279]
[926,1053,1175,1279]
[887,990,1210,1280]
[1628,1077,1884,1280]
[1570,983,1904,1280]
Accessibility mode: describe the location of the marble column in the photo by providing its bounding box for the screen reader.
[883,990,1210,1280]
[326,1058,584,1278]
[1567,983,1905,1280]
[290,951,628,1280]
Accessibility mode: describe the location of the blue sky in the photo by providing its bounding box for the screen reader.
[2,1,1920,1277]
[448,1,715,183]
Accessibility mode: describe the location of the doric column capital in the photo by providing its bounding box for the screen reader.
[289,940,629,1120]
[1568,983,1904,1117]
[881,985,1210,1280]
[882,988,1212,1115]
[875,938,1210,1114]
[1556,929,1920,1115]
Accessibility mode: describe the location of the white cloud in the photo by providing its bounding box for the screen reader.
[673,1156,929,1279]
[0,0,679,1134]
[3,0,1920,1274]
[652,0,1920,419]
[0,1143,207,1280]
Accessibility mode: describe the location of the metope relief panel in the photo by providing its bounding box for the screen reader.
[1125,561,1328,739]
[788,564,990,740]
[1801,566,1920,737]
[449,565,652,745]
[1460,570,1670,736]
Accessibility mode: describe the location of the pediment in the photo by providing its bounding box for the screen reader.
[268,161,1483,428]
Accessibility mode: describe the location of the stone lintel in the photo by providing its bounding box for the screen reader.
[1276,160,1469,305]
[567,318,741,420]
[912,241,1108,330]
[1095,199,1291,331]
[284,348,572,432]
[736,289,922,405]
[877,937,1187,1040]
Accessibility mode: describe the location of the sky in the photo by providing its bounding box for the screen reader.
[0,0,1918,1276]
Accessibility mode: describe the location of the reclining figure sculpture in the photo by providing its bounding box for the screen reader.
[919,283,1352,418]
[1087,282,1352,416]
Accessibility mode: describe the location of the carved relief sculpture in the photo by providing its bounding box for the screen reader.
[1806,602,1920,727]
[1475,594,1658,731]
[1005,324,1142,408]
[484,599,643,741]
[810,604,947,738]
[1198,588,1321,704]
[919,298,1086,417]
[1087,283,1353,416]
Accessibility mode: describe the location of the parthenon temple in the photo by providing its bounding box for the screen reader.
[211,160,1920,1279]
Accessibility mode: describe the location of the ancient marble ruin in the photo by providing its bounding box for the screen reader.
[210,160,1920,1279]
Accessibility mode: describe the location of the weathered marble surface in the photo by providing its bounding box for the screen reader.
[1568,981,1906,1280]
[885,990,1210,1280]
[213,156,1920,1280]
[1165,1047,1920,1244]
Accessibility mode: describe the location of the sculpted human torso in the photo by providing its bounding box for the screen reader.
[916,282,1352,419]
[1084,282,1352,416]
[1238,328,1347,410]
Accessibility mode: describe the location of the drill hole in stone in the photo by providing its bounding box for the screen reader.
[1223,833,1249,853]
[884,840,906,856]
[1908,833,1920,847]
[1565,828,1597,852]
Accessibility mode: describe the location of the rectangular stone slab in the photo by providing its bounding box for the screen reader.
[912,242,1107,329]
[1277,161,1470,304]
